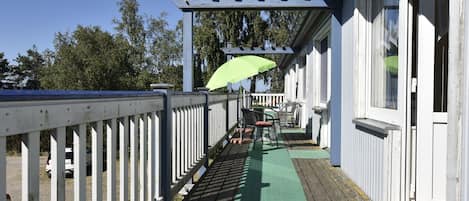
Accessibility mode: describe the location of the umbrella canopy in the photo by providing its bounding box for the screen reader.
[206,55,277,91]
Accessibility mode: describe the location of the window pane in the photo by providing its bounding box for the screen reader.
[320,37,328,103]
[433,0,448,112]
[371,0,399,109]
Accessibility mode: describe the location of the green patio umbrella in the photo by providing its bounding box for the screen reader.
[206,55,277,91]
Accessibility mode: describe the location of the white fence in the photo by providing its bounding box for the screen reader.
[0,90,245,201]
[250,93,285,108]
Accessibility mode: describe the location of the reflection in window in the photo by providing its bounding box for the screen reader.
[433,0,448,112]
[371,0,399,109]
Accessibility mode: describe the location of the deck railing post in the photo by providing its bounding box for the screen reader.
[151,84,173,201]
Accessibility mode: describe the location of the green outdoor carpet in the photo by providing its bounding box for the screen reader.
[235,134,307,201]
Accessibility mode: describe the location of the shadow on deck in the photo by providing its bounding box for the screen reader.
[184,129,369,201]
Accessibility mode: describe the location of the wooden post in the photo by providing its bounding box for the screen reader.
[151,84,173,200]
[183,11,194,92]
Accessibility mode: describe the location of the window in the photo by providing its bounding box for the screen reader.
[370,0,399,109]
[355,0,407,123]
[433,0,448,112]
[311,18,330,108]
[320,37,329,103]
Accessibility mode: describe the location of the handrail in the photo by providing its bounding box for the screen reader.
[0,90,247,201]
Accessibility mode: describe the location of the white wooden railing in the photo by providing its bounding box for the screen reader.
[0,90,245,201]
[250,93,285,108]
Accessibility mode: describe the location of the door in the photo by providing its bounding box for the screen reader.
[414,0,449,200]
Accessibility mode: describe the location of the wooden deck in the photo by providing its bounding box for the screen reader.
[293,159,369,201]
[184,129,369,201]
[185,143,249,201]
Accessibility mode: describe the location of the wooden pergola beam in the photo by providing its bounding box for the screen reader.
[172,0,333,10]
[222,46,295,55]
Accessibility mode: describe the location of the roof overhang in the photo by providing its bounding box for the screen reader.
[278,10,330,69]
[172,0,335,11]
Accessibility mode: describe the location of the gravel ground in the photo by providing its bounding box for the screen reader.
[6,155,123,201]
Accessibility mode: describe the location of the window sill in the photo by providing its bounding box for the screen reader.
[352,118,400,138]
[312,106,327,114]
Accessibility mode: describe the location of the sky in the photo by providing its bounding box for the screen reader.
[0,0,182,63]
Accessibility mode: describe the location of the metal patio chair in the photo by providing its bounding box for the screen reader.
[276,102,301,128]
[241,108,280,148]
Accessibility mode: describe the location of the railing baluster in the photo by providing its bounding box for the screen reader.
[177,108,182,179]
[74,124,87,201]
[22,132,40,201]
[0,137,4,201]
[189,106,196,167]
[180,108,184,177]
[183,107,188,174]
[200,106,204,160]
[140,113,148,201]
[120,117,129,201]
[130,115,139,201]
[172,110,177,184]
[92,121,103,201]
[197,106,201,160]
[153,112,162,200]
[107,119,117,201]
[51,127,66,201]
[148,112,156,201]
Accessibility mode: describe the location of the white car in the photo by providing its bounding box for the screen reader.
[46,147,92,178]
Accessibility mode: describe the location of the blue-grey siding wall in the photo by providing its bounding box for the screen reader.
[329,2,344,166]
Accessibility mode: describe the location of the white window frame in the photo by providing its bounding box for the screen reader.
[355,0,409,124]
[312,18,331,108]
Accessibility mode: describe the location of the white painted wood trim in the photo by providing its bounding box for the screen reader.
[432,112,448,123]
[153,112,162,200]
[107,119,117,201]
[119,117,129,201]
[0,97,164,137]
[147,112,155,201]
[22,132,40,201]
[172,110,177,184]
[74,124,87,201]
[0,137,5,201]
[130,115,139,201]
[51,127,65,201]
[92,121,103,201]
[139,113,148,201]
[416,0,437,200]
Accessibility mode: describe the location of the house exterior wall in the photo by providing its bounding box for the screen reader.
[335,0,407,200]
[283,0,467,200]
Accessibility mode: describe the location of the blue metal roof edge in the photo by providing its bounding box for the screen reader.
[0,90,165,101]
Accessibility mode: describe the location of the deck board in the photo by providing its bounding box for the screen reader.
[292,159,369,201]
[185,143,249,201]
[185,129,369,201]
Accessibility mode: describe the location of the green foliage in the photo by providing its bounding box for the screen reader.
[147,13,182,73]
[15,45,45,80]
[114,0,146,70]
[193,10,305,92]
[0,52,8,74]
[40,26,136,90]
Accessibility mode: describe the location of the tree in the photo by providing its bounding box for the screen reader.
[146,13,182,73]
[15,45,45,80]
[0,52,9,78]
[40,26,136,90]
[114,0,146,70]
